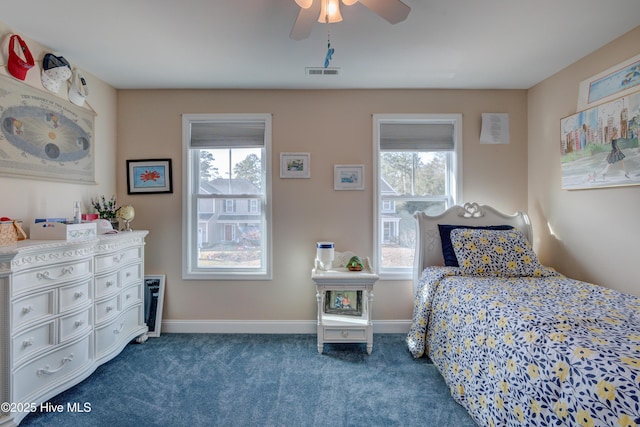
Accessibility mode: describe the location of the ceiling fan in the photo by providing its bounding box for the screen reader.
[290,0,411,40]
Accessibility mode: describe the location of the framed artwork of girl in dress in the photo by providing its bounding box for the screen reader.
[560,90,640,190]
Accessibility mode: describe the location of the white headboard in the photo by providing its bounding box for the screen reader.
[413,202,532,289]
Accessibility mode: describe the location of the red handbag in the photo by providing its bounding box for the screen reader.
[7,34,35,80]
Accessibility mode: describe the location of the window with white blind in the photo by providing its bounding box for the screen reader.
[373,114,462,279]
[182,114,272,280]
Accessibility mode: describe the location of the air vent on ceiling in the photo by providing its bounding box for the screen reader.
[306,67,340,76]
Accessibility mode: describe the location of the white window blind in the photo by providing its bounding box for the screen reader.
[379,123,454,151]
[189,121,266,148]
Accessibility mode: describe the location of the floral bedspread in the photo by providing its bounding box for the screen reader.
[407,266,640,427]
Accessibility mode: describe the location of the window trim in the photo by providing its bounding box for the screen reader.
[372,114,463,281]
[182,113,273,281]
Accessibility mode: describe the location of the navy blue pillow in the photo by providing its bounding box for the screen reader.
[438,224,514,267]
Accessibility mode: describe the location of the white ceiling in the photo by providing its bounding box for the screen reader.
[3,0,639,90]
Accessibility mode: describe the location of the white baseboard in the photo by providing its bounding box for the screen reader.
[161,319,411,334]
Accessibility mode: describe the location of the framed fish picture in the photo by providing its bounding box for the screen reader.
[127,158,173,194]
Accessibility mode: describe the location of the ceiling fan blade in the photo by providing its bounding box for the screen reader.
[290,1,321,40]
[358,0,410,24]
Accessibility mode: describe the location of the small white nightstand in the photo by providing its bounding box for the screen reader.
[311,257,379,354]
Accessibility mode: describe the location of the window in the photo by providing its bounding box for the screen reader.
[373,114,462,279]
[182,114,272,280]
[248,199,259,213]
[224,199,236,213]
[382,199,394,213]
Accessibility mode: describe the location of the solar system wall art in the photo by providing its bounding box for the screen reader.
[0,74,95,183]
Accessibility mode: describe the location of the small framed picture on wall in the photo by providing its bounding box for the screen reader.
[334,164,364,190]
[280,152,310,178]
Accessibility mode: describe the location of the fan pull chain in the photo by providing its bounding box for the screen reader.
[324,29,334,68]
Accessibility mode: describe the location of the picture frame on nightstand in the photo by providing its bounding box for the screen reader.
[324,290,363,316]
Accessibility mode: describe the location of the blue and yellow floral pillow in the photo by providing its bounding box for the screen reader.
[438,224,514,267]
[450,228,546,277]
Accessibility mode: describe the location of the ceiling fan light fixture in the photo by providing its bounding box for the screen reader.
[341,0,358,6]
[318,0,343,23]
[295,0,313,9]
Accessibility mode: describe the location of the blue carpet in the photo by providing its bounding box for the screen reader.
[20,334,477,427]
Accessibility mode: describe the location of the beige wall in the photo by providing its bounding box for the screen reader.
[18,16,637,327]
[0,16,529,329]
[0,23,118,233]
[5,17,637,327]
[528,26,640,296]
[117,89,528,325]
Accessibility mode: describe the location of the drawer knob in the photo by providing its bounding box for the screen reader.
[341,330,349,338]
[74,291,84,299]
[22,305,34,314]
[22,337,34,348]
[74,320,84,327]
[125,293,131,299]
[106,305,114,312]
[106,281,115,287]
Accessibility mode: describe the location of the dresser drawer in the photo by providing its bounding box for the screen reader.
[13,259,92,296]
[13,334,92,403]
[12,321,55,365]
[95,246,142,273]
[60,307,92,342]
[59,279,91,313]
[95,305,144,359]
[121,263,142,287]
[95,294,120,324]
[94,271,119,299]
[13,290,54,330]
[323,327,367,341]
[122,284,142,309]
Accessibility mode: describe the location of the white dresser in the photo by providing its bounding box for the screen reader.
[0,231,148,426]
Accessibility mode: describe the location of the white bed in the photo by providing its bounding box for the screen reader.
[407,202,640,427]
[412,202,532,293]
